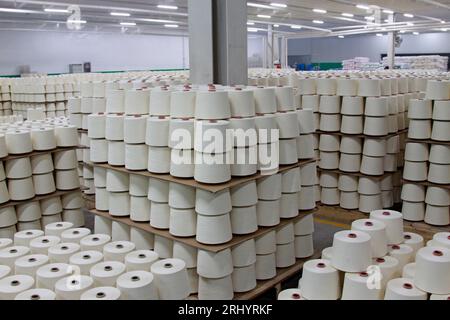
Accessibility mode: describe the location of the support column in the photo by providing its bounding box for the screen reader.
[214,0,248,85]
[280,36,288,68]
[386,13,396,69]
[188,0,214,84]
[188,0,248,85]
[267,25,274,68]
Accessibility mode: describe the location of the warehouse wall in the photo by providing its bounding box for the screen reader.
[248,36,265,68]
[0,30,189,75]
[288,32,450,62]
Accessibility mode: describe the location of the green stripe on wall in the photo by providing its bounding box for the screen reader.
[311,62,343,70]
[1,68,189,78]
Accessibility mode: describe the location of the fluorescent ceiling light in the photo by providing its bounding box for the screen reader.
[111,12,130,17]
[384,19,389,23]
[441,28,448,31]
[376,33,383,36]
[381,28,386,31]
[273,24,279,27]
[342,13,354,17]
[0,7,33,13]
[399,30,406,33]
[312,20,324,24]
[157,5,178,10]
[441,20,445,24]
[383,9,394,14]
[67,19,86,24]
[338,35,344,38]
[365,16,375,21]
[313,9,327,14]
[413,31,419,35]
[247,27,258,32]
[120,22,136,26]
[142,18,178,23]
[290,25,302,29]
[247,2,274,9]
[164,24,179,28]
[356,4,370,10]
[403,13,414,18]
[44,8,69,13]
[270,3,287,8]
[247,22,255,25]
[406,22,414,26]
[257,14,271,19]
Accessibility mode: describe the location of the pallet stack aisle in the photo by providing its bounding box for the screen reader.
[279,209,450,300]
[0,79,12,117]
[82,79,319,299]
[9,75,78,119]
[0,116,85,239]
[311,75,412,212]
[67,72,190,199]
[248,70,449,244]
[401,78,450,227]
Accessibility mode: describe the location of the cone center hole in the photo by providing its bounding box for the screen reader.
[26,232,33,235]
[11,280,20,286]
[316,263,326,268]
[292,293,301,300]
[96,292,106,298]
[392,245,400,250]
[382,211,391,216]
[131,276,140,282]
[92,237,99,242]
[71,280,78,285]
[360,272,369,277]
[30,294,41,300]
[404,235,411,240]
[365,221,374,227]
[28,258,36,263]
[73,231,80,235]
[138,254,146,259]
[116,244,124,249]
[9,249,17,254]
[61,246,68,250]
[376,258,385,263]
[348,233,357,239]
[51,267,59,272]
[403,283,413,290]
[83,255,91,260]
[42,239,49,243]
[104,266,112,271]
[56,224,63,227]
[164,263,173,269]
[433,250,443,257]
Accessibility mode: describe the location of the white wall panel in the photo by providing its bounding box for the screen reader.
[0,30,189,75]
[288,32,450,63]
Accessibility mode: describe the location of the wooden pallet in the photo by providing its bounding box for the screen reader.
[0,145,80,161]
[86,199,319,300]
[316,129,408,139]
[187,252,321,300]
[94,159,317,193]
[406,138,450,146]
[234,253,321,300]
[402,179,450,190]
[314,204,447,240]
[317,168,395,180]
[0,189,81,210]
[89,208,316,253]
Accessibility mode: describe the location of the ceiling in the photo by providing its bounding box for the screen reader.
[247,0,450,38]
[0,0,448,38]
